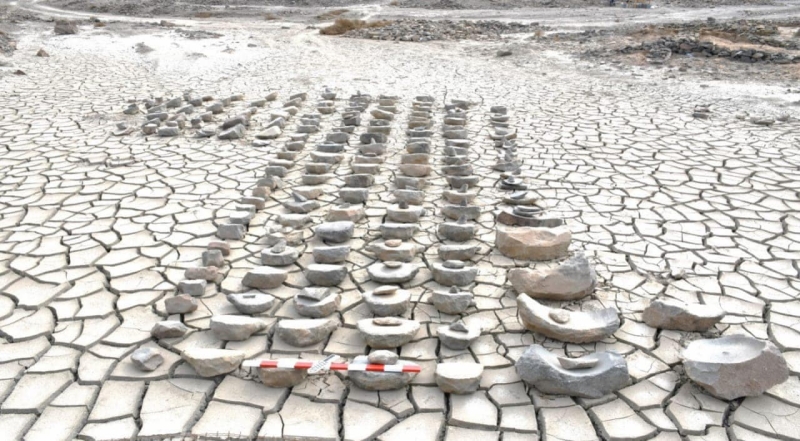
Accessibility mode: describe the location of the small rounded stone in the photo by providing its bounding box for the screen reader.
[442,260,465,269]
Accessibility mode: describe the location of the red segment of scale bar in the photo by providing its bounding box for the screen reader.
[257,360,421,373]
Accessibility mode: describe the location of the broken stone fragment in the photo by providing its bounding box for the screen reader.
[438,320,480,350]
[363,285,412,317]
[313,245,351,264]
[508,254,596,301]
[276,318,338,347]
[502,191,539,206]
[54,20,78,35]
[517,294,620,343]
[202,249,225,267]
[348,355,415,391]
[438,219,475,242]
[131,347,164,372]
[256,126,282,139]
[305,264,347,287]
[242,266,287,289]
[227,292,276,315]
[295,288,341,318]
[181,348,245,377]
[217,223,246,240]
[432,286,473,315]
[151,321,189,339]
[259,364,308,388]
[386,204,425,223]
[179,279,206,297]
[516,344,629,398]
[210,315,267,341]
[327,204,365,223]
[496,225,571,261]
[380,223,419,241]
[642,298,725,332]
[368,350,399,365]
[682,335,788,400]
[165,294,198,314]
[315,221,354,243]
[431,261,477,287]
[184,266,219,281]
[441,204,480,221]
[218,124,246,140]
[496,210,562,228]
[438,244,478,261]
[357,317,420,349]
[260,242,299,266]
[368,240,419,262]
[436,363,483,394]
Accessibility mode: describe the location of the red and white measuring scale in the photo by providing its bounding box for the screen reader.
[243,356,421,374]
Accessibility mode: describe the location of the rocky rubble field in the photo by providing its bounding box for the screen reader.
[344,19,545,42]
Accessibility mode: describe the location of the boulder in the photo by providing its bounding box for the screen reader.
[683,335,789,400]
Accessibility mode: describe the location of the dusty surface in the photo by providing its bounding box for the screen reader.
[1,0,800,440]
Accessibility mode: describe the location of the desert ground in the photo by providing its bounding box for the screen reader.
[1,0,799,440]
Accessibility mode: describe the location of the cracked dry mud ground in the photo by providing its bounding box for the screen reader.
[1,7,800,441]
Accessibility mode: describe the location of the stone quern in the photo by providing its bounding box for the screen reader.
[517,294,620,343]
[682,335,788,400]
[516,344,630,398]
